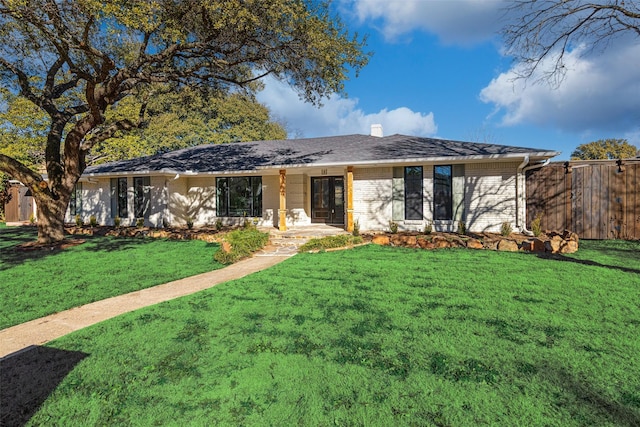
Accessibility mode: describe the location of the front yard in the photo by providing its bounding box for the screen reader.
[5,239,639,426]
[0,226,222,329]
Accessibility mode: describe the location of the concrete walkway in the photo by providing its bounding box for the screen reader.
[0,254,287,359]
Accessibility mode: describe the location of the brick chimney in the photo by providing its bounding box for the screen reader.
[370,124,383,137]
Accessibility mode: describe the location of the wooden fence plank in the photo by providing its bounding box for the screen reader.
[573,166,584,237]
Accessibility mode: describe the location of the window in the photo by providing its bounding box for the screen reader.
[434,166,452,220]
[392,166,423,220]
[404,166,423,220]
[69,183,82,216]
[434,165,465,221]
[216,176,262,217]
[110,177,128,218]
[134,176,150,218]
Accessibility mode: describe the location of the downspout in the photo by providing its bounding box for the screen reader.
[518,157,551,235]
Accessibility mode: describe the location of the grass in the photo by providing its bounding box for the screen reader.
[0,226,223,329]
[21,240,640,426]
[298,234,364,252]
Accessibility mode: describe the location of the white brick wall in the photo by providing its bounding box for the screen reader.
[353,167,393,231]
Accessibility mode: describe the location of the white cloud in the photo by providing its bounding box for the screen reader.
[480,43,640,134]
[346,0,505,43]
[257,77,437,138]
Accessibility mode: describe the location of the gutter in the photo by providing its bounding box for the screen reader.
[518,157,551,235]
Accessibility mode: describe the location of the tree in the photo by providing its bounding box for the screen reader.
[0,0,368,243]
[503,1,640,83]
[571,138,638,160]
[92,87,288,165]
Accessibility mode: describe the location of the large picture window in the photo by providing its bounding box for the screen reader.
[434,165,452,220]
[134,176,150,218]
[216,176,262,217]
[110,177,128,218]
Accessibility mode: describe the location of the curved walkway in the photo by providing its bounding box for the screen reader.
[0,253,288,359]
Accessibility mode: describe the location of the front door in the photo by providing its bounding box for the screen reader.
[311,177,345,225]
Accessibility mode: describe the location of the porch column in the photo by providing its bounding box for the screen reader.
[278,169,287,231]
[346,166,354,232]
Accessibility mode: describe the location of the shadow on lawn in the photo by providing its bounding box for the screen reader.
[0,226,203,271]
[0,345,89,427]
[535,252,640,275]
[539,361,640,426]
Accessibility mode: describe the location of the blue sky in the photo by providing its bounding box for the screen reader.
[257,1,640,161]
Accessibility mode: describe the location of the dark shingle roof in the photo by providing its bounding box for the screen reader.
[84,134,559,175]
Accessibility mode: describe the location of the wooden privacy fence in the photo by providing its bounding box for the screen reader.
[526,159,640,240]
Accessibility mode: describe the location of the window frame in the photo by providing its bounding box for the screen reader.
[69,182,82,216]
[216,176,262,217]
[434,165,453,221]
[404,166,423,220]
[133,176,151,219]
[110,177,128,218]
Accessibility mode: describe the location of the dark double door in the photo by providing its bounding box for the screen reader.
[311,177,344,225]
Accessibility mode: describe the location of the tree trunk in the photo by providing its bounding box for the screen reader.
[35,195,69,244]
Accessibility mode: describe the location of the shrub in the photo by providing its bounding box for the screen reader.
[531,214,543,237]
[214,228,269,264]
[501,222,513,237]
[29,213,36,225]
[162,217,170,229]
[352,220,360,237]
[114,216,121,227]
[424,221,432,235]
[299,235,363,252]
[389,220,398,234]
[136,217,144,228]
[457,221,466,235]
[215,218,223,231]
[75,214,83,227]
[89,215,98,227]
[186,217,194,230]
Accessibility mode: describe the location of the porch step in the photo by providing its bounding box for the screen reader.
[264,225,349,247]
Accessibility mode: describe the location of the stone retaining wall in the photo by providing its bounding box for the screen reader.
[368,230,579,254]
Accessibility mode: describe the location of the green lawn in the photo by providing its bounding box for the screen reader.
[0,226,222,329]
[21,241,640,426]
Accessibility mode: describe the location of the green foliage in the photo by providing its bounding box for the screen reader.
[388,220,398,234]
[352,220,360,237]
[0,173,11,221]
[214,227,269,264]
[186,217,194,230]
[28,241,640,426]
[501,222,513,237]
[215,219,223,231]
[92,90,288,165]
[28,213,36,224]
[571,138,638,160]
[0,227,222,328]
[424,221,433,234]
[135,218,144,228]
[531,214,543,237]
[298,235,364,252]
[113,216,121,228]
[89,215,98,228]
[75,214,83,227]
[457,221,466,235]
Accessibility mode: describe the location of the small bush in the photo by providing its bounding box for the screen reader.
[457,221,466,235]
[501,222,513,237]
[531,214,543,237]
[89,215,98,227]
[389,220,398,234]
[352,220,360,237]
[215,219,223,231]
[75,214,83,227]
[424,221,432,235]
[29,213,36,225]
[136,217,144,228]
[214,228,269,264]
[186,217,194,230]
[299,235,364,252]
[162,217,170,228]
[114,216,121,227]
